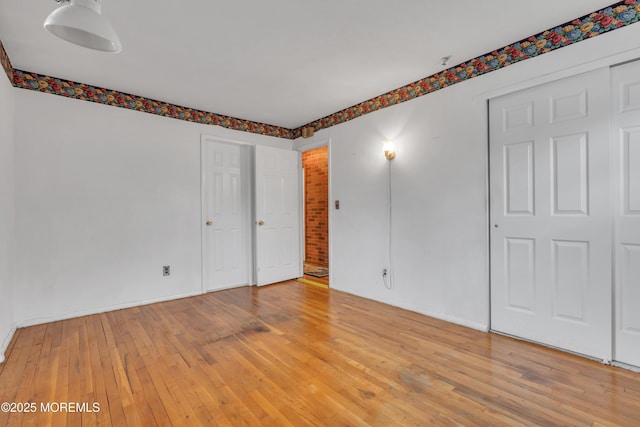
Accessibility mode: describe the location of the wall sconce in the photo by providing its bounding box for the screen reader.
[383,141,396,160]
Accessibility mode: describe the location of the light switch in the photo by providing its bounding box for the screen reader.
[335,200,340,210]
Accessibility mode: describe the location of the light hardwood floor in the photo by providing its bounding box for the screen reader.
[1,281,639,426]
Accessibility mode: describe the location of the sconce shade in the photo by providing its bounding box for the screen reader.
[44,0,121,53]
[383,141,396,160]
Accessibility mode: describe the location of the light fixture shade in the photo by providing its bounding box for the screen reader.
[44,0,121,53]
[383,140,396,160]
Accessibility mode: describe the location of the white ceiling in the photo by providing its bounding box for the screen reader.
[0,0,619,129]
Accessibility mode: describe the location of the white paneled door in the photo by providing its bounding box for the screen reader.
[255,145,302,286]
[612,60,640,367]
[490,68,612,361]
[202,140,250,291]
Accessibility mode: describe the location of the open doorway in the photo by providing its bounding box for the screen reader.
[301,146,329,287]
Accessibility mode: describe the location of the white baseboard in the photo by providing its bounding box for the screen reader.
[410,308,489,332]
[203,283,251,293]
[0,325,17,365]
[611,361,640,373]
[331,286,490,332]
[18,290,204,328]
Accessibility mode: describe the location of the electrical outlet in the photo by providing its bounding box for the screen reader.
[382,268,388,278]
[163,266,170,276]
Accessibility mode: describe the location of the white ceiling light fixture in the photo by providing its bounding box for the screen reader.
[44,0,121,53]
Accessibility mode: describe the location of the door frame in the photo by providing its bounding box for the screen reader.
[200,134,255,293]
[296,137,333,285]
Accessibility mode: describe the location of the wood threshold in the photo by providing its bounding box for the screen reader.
[1,281,639,426]
[297,277,329,289]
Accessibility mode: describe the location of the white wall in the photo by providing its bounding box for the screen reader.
[10,23,640,333]
[13,90,292,326]
[0,72,16,362]
[297,24,640,331]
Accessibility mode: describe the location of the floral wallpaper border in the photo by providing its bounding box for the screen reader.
[291,0,640,137]
[1,1,639,140]
[10,69,294,139]
[0,39,13,85]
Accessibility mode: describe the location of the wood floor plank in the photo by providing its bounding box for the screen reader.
[1,280,640,426]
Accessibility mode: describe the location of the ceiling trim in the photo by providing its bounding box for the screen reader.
[292,0,640,137]
[1,1,639,140]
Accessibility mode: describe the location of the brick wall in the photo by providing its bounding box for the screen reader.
[302,146,328,267]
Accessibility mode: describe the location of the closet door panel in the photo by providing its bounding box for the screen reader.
[490,68,612,361]
[612,61,640,368]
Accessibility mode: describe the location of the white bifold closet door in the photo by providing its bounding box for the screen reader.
[612,60,640,367]
[490,68,612,361]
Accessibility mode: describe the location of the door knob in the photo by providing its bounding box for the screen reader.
[206,220,213,226]
[258,220,265,226]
